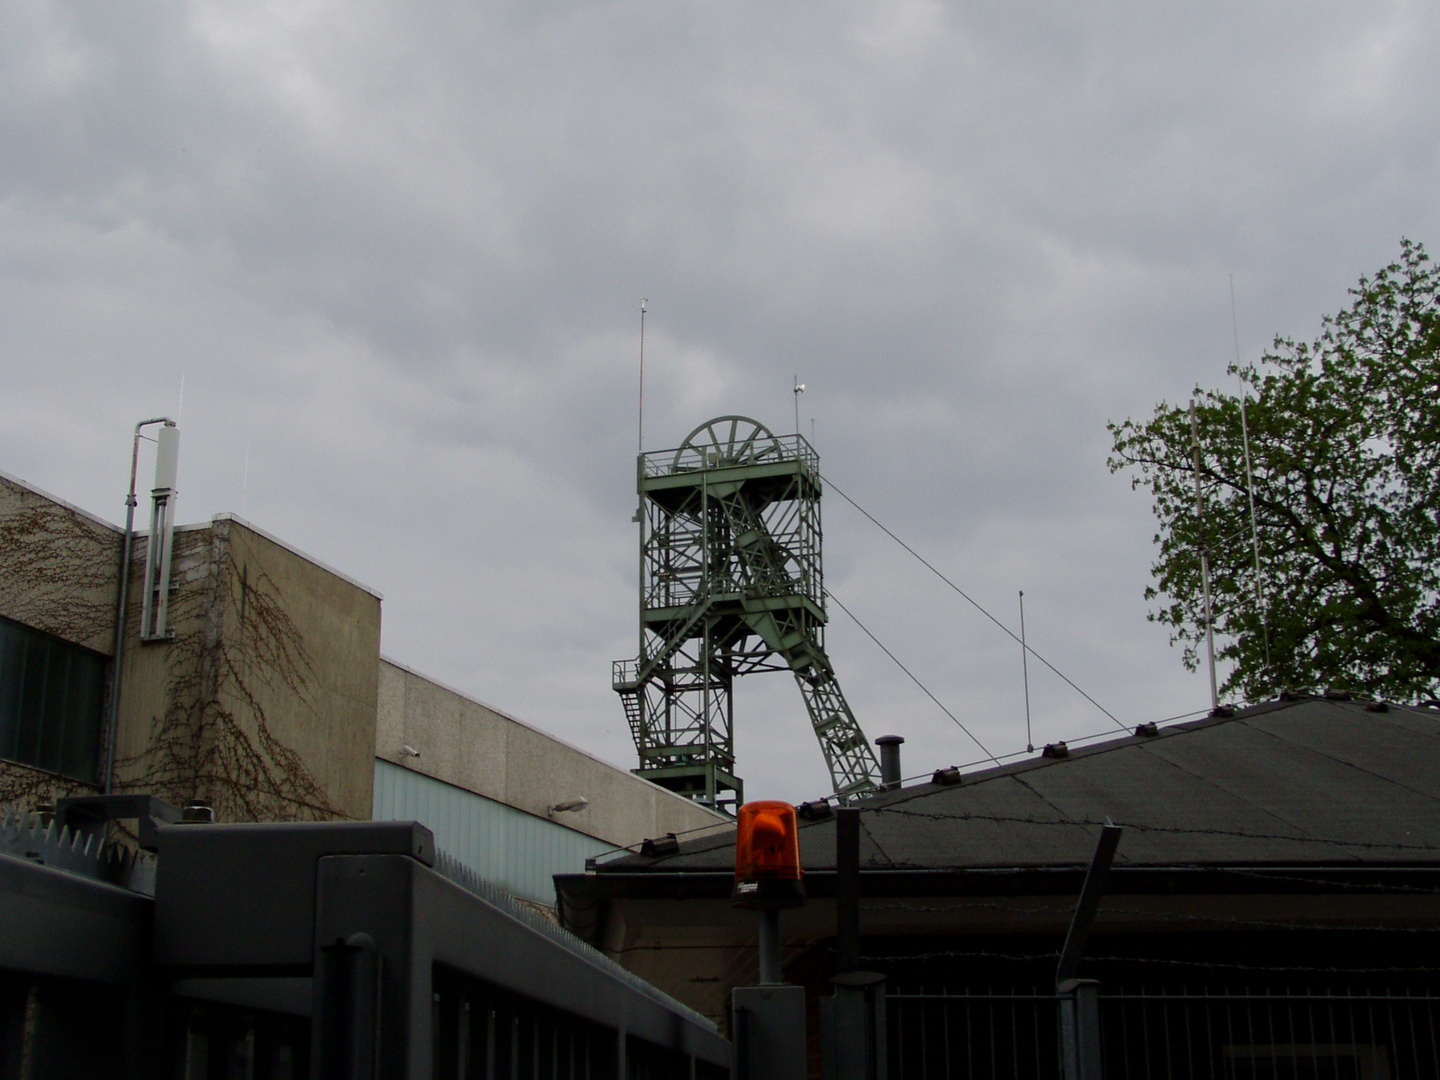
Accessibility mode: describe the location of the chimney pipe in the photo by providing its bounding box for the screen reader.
[876,735,905,789]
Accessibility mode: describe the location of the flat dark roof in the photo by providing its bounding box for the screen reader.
[587,698,1440,876]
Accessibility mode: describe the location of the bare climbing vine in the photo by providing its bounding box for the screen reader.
[0,761,71,817]
[0,485,118,812]
[1,480,345,822]
[119,523,344,822]
[0,497,116,649]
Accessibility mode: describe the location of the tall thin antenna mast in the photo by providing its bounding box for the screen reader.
[1020,590,1033,753]
[1231,274,1271,686]
[1190,399,1219,710]
[792,375,805,435]
[638,299,648,455]
[635,299,649,656]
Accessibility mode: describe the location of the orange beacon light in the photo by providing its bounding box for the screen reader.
[733,801,806,909]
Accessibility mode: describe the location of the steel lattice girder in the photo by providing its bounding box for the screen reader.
[615,417,878,806]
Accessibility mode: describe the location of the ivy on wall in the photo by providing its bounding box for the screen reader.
[0,500,116,649]
[1,493,342,822]
[0,495,116,810]
[120,525,343,822]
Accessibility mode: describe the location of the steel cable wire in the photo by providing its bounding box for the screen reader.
[824,475,1130,731]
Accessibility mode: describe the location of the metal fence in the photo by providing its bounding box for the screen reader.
[887,987,1440,1080]
[1,809,731,1080]
[1102,989,1440,1080]
[431,965,701,1080]
[889,991,1059,1080]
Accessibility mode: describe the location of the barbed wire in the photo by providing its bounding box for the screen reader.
[862,897,1440,934]
[870,806,1440,854]
[590,807,1440,868]
[1215,864,1440,895]
[862,948,1440,976]
[589,711,1438,865]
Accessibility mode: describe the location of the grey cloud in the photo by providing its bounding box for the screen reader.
[3,1,1439,800]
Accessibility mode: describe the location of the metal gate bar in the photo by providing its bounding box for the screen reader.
[888,989,1440,1080]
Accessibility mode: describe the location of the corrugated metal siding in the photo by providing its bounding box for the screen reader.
[372,759,609,905]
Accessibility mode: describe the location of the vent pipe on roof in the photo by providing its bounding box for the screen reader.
[105,416,177,795]
[876,735,904,789]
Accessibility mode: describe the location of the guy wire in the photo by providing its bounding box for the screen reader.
[1231,274,1272,682]
[824,476,1128,731]
[826,586,1001,764]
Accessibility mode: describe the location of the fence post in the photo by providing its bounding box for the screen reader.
[1054,821,1121,1080]
[821,806,888,1079]
[733,985,807,1080]
[1058,979,1102,1080]
[313,855,428,1079]
[313,932,380,1080]
[835,808,861,976]
[820,971,887,1080]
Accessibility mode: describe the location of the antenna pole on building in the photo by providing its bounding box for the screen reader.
[1020,590,1033,753]
[792,376,805,435]
[106,417,177,794]
[139,425,180,643]
[1190,400,1219,711]
[1231,275,1271,688]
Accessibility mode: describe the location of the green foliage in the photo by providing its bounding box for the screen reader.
[1109,240,1440,703]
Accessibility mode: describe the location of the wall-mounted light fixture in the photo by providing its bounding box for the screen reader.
[549,798,589,817]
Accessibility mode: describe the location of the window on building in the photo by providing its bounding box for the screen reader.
[0,615,107,784]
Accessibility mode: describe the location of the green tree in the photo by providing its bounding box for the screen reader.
[1108,239,1440,703]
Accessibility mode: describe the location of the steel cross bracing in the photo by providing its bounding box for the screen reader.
[613,416,879,809]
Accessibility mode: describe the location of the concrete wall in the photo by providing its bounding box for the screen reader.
[0,471,123,804]
[372,759,610,905]
[114,516,381,822]
[375,659,728,848]
[221,518,381,819]
[3,468,722,852]
[0,471,121,655]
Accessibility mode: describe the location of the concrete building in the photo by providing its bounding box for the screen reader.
[0,467,724,906]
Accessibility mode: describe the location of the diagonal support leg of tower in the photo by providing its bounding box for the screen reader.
[713,489,879,793]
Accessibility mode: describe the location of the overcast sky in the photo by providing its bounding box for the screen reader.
[3,2,1437,807]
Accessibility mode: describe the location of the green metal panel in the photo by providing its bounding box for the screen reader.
[371,759,608,906]
[614,416,878,810]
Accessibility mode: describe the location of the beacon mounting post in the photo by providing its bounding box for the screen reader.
[731,800,807,1080]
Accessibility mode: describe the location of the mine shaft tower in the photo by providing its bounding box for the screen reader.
[613,416,879,810]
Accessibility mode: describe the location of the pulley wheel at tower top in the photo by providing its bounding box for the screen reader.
[672,416,782,472]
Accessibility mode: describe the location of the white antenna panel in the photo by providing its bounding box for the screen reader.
[154,425,179,491]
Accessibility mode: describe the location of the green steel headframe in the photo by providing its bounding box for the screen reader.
[612,416,880,810]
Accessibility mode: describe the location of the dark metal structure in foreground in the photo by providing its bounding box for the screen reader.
[614,416,878,809]
[886,987,1440,1079]
[0,800,728,1079]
